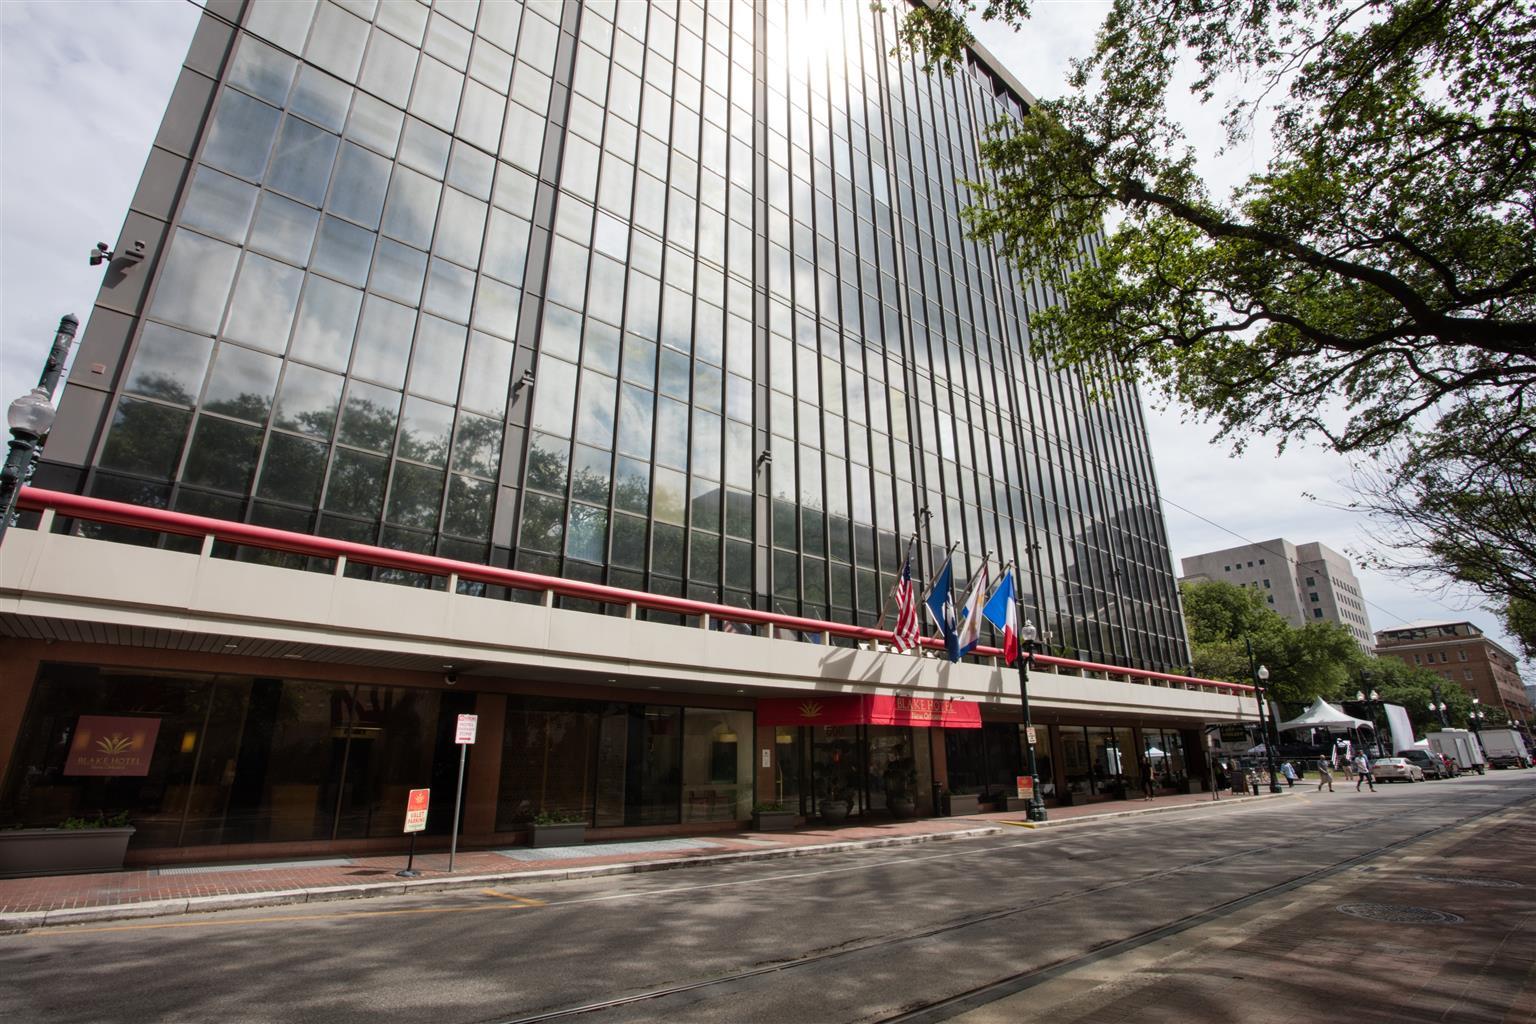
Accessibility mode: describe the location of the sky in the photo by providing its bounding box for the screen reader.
[0,0,1523,666]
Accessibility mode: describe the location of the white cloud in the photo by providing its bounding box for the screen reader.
[1,0,200,400]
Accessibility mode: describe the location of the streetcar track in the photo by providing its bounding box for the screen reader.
[480,790,1532,1024]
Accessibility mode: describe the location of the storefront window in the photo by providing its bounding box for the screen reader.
[0,665,458,848]
[810,725,862,816]
[497,696,601,829]
[681,707,752,821]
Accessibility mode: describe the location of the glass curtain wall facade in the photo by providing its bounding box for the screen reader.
[63,0,1189,671]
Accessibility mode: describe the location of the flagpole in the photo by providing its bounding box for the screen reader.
[872,532,919,632]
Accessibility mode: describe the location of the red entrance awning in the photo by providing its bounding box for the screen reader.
[758,695,982,729]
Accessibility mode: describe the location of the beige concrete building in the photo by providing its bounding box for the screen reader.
[1179,540,1374,649]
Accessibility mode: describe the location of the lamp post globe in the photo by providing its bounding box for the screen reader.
[0,386,59,545]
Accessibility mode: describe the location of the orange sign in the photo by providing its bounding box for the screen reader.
[1016,775,1034,799]
[64,716,161,776]
[404,788,430,833]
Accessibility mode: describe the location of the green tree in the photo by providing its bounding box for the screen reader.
[899,0,1536,607]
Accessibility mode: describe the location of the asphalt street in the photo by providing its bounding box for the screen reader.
[3,772,1533,1024]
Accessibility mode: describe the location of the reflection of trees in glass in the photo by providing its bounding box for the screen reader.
[519,493,564,553]
[451,413,503,478]
[126,372,194,406]
[339,396,399,452]
[206,390,274,424]
[444,475,493,540]
[387,463,444,530]
[259,433,328,505]
[325,450,386,518]
[100,398,192,478]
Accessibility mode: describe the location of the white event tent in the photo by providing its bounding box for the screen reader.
[1276,697,1374,733]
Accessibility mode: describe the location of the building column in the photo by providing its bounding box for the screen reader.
[462,692,506,839]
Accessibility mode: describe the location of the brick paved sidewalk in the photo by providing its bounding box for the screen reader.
[0,789,1275,927]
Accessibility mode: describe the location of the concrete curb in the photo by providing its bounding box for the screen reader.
[0,793,1292,932]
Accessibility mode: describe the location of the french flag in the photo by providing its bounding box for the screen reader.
[982,570,1019,666]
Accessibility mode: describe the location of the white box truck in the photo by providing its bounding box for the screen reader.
[1478,728,1531,769]
[1428,730,1487,775]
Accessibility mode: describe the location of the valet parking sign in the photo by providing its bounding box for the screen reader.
[404,788,430,833]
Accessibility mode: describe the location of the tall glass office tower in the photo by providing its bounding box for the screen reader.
[47,0,1189,672]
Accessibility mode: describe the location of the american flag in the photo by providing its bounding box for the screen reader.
[892,540,920,653]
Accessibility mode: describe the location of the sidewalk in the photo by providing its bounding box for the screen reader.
[0,790,1274,930]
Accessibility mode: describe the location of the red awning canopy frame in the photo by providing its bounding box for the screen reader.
[757,695,984,729]
[13,486,1251,697]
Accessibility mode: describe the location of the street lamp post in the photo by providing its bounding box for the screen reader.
[1469,697,1487,735]
[0,388,59,545]
[1244,638,1281,794]
[1428,685,1449,728]
[1356,687,1387,758]
[1016,618,1048,822]
[0,314,78,545]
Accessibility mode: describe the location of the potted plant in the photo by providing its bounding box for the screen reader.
[0,811,136,879]
[528,810,587,848]
[751,802,798,832]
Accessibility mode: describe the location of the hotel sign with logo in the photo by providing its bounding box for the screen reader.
[757,695,981,729]
[64,715,161,776]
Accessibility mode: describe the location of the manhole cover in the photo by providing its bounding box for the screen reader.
[1336,903,1464,924]
[1414,874,1522,889]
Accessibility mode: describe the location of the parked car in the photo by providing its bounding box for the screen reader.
[1372,757,1425,782]
[1396,749,1450,779]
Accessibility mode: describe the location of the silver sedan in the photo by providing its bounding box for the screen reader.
[1371,757,1425,782]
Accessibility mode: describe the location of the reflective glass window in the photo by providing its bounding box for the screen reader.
[526,431,570,494]
[381,167,442,249]
[257,432,328,505]
[520,492,565,552]
[312,216,376,287]
[125,322,213,406]
[288,64,352,134]
[324,447,387,518]
[423,258,475,322]
[566,503,608,562]
[329,143,391,228]
[351,294,416,388]
[406,315,467,404]
[228,36,297,106]
[359,26,418,108]
[460,331,513,414]
[273,363,344,438]
[346,93,403,157]
[267,116,340,207]
[399,116,451,179]
[531,355,577,435]
[148,229,241,335]
[203,343,281,423]
[398,395,454,466]
[99,397,191,478]
[570,444,611,503]
[337,380,402,452]
[304,1,369,81]
[444,474,493,539]
[472,277,521,338]
[451,411,502,477]
[248,192,319,266]
[181,166,259,243]
[289,276,363,371]
[386,462,445,529]
[370,238,429,304]
[575,371,616,447]
[434,188,487,267]
[482,208,530,286]
[614,456,649,514]
[182,416,262,492]
[202,91,281,181]
[224,253,304,354]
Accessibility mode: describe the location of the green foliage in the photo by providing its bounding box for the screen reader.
[752,802,788,814]
[57,811,132,830]
[1502,597,1536,662]
[898,0,1536,611]
[531,810,586,826]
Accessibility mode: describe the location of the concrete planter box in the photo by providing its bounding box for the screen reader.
[752,810,798,832]
[948,793,982,816]
[0,827,135,878]
[529,823,587,848]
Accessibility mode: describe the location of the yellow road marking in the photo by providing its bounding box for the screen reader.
[998,820,1038,829]
[36,895,541,936]
[480,889,546,906]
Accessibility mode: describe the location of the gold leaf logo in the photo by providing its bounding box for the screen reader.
[798,701,823,719]
[96,734,136,755]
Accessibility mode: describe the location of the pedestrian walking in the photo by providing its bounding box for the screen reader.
[1354,752,1376,792]
[1280,761,1297,788]
[1138,757,1157,801]
[1316,757,1334,792]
